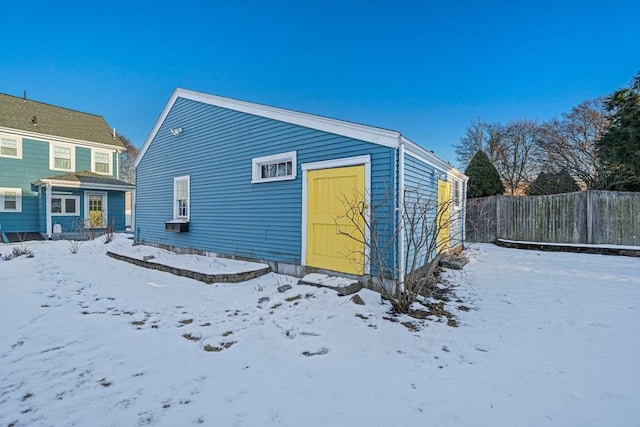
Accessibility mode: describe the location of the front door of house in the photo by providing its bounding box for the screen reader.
[306,165,365,275]
[87,193,106,228]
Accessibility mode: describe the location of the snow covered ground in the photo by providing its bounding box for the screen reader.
[1,236,638,427]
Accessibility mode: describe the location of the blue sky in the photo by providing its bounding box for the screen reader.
[1,0,638,168]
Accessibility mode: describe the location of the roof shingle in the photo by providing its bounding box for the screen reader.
[0,93,125,149]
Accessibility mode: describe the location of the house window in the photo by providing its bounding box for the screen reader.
[173,175,190,220]
[92,150,111,174]
[252,151,297,183]
[0,187,22,212]
[453,179,463,209]
[51,195,79,215]
[50,143,74,171]
[0,135,22,159]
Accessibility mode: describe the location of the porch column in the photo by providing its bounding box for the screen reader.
[45,183,52,239]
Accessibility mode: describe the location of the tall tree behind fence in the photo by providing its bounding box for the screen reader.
[466,191,640,246]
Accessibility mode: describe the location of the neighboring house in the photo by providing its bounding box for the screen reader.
[134,88,467,279]
[0,93,134,242]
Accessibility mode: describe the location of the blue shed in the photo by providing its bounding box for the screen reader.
[134,89,467,281]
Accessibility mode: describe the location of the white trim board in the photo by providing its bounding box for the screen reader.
[301,155,371,275]
[135,88,465,181]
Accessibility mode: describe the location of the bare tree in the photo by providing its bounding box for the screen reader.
[117,133,138,184]
[538,98,610,189]
[492,120,542,195]
[454,119,503,170]
[337,184,462,313]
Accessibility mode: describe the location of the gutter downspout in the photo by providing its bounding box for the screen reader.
[397,139,406,293]
[45,183,52,239]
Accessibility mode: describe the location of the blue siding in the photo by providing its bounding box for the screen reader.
[107,191,126,231]
[0,138,49,232]
[402,153,443,270]
[136,98,396,274]
[76,146,91,171]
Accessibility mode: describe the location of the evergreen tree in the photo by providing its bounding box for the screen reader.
[597,72,640,191]
[465,150,505,197]
[528,170,581,195]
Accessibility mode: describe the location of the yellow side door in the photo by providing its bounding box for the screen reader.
[436,179,451,254]
[306,165,365,275]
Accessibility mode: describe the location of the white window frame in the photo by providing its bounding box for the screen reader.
[173,175,190,221]
[0,187,22,212]
[452,178,463,210]
[49,142,75,172]
[91,149,112,175]
[51,195,80,216]
[0,134,23,159]
[251,151,297,183]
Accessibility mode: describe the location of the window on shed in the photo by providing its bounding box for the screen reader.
[252,151,297,183]
[453,179,462,209]
[174,176,190,220]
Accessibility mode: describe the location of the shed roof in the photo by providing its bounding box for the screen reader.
[0,93,125,149]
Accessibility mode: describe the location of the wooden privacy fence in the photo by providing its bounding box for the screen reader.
[466,191,640,246]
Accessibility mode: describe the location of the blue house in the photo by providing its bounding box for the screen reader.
[0,93,134,242]
[134,89,467,280]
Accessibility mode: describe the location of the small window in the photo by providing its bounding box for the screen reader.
[50,143,74,171]
[252,151,297,183]
[0,135,22,159]
[0,187,22,212]
[453,179,463,209]
[51,195,79,215]
[93,150,112,174]
[173,176,190,220]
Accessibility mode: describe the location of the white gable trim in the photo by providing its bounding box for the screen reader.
[135,88,467,182]
[135,89,403,168]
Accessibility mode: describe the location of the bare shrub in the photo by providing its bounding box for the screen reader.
[338,184,464,313]
[68,239,82,254]
[101,220,116,244]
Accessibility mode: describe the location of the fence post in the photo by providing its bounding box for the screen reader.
[586,190,593,244]
[495,195,501,241]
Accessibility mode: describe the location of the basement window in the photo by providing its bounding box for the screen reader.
[252,151,297,183]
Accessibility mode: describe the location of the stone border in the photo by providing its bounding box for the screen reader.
[106,251,271,284]
[496,240,640,257]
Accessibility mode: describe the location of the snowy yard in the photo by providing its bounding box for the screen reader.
[1,237,638,427]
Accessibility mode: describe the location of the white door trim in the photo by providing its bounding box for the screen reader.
[84,191,108,228]
[301,155,371,274]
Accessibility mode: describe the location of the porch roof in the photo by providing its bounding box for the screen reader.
[34,171,135,191]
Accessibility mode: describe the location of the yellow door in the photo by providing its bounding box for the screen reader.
[306,165,365,275]
[88,194,105,228]
[436,180,451,254]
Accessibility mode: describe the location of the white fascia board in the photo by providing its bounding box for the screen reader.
[0,126,123,152]
[35,179,134,191]
[402,136,467,181]
[135,88,403,168]
[135,88,182,168]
